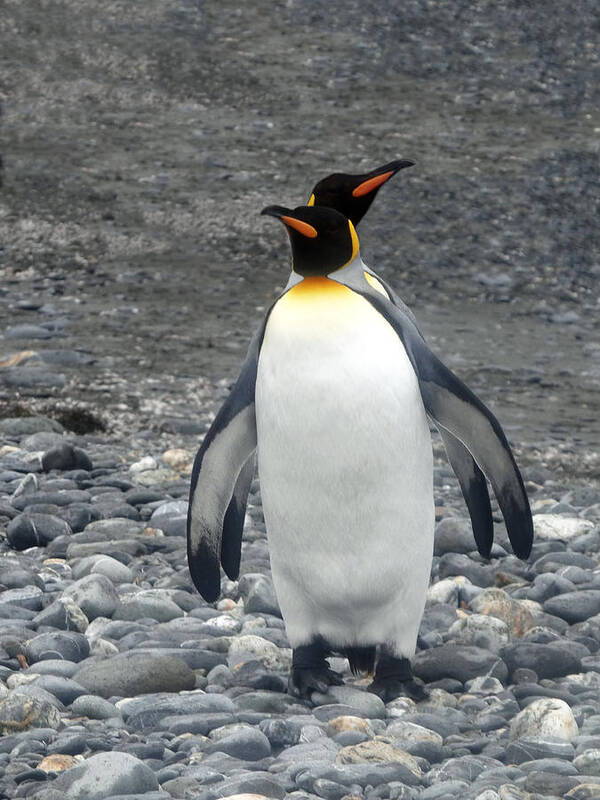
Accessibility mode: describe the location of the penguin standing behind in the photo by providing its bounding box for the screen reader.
[187,204,533,701]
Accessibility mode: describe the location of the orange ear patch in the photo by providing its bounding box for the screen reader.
[281,216,318,238]
[352,170,394,197]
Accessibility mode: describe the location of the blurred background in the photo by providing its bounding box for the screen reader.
[1,0,599,480]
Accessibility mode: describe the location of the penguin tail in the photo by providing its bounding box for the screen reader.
[341,645,376,676]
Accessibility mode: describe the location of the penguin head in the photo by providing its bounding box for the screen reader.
[261,205,359,277]
[307,159,414,226]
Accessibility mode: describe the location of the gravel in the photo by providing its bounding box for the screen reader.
[1,2,599,798]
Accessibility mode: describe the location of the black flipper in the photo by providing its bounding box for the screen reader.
[187,324,267,601]
[356,290,533,560]
[369,269,495,558]
[221,454,255,580]
[439,430,494,558]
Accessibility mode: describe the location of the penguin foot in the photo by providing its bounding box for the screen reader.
[368,653,429,703]
[288,640,344,700]
[288,665,344,699]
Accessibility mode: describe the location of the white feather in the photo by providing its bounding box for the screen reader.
[255,278,434,657]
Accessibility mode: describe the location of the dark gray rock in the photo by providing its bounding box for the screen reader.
[61,574,119,620]
[296,762,421,790]
[0,418,63,436]
[504,737,576,764]
[434,517,475,556]
[42,443,92,472]
[544,591,600,624]
[70,694,121,719]
[25,631,90,663]
[0,367,66,387]
[204,728,271,760]
[29,675,87,705]
[7,513,71,550]
[163,712,236,735]
[213,772,286,799]
[238,573,283,617]
[74,651,196,699]
[112,592,184,622]
[125,692,235,732]
[0,693,61,734]
[501,641,582,679]
[413,644,508,683]
[437,553,494,586]
[32,751,159,798]
[527,572,578,602]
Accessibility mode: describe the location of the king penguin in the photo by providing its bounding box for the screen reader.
[225,160,497,578]
[304,159,498,565]
[187,204,533,701]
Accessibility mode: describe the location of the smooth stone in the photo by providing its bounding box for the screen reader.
[574,749,600,776]
[295,761,421,789]
[61,574,119,621]
[437,553,494,586]
[70,694,121,719]
[434,517,475,556]
[12,489,91,510]
[25,632,90,663]
[74,651,195,698]
[469,588,536,636]
[0,693,61,734]
[0,567,44,591]
[501,641,582,679]
[238,573,282,618]
[528,573,579,603]
[164,712,236,735]
[42,444,92,472]
[57,504,102,533]
[524,771,582,794]
[214,778,285,799]
[32,598,89,632]
[336,736,422,776]
[312,686,385,719]
[0,417,63,435]
[448,613,509,653]
[7,513,71,550]
[24,660,78,678]
[71,554,133,583]
[27,675,87,705]
[534,515,595,541]
[413,644,508,683]
[112,591,184,622]
[33,751,159,798]
[545,592,600,624]
[204,728,272,761]
[228,634,291,671]
[427,578,459,606]
[510,697,578,742]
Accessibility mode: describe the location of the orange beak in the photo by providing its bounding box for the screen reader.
[352,170,395,198]
[280,215,318,238]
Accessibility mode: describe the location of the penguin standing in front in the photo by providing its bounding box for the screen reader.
[224,160,496,585]
[187,204,533,701]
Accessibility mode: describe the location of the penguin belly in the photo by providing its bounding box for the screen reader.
[255,277,434,657]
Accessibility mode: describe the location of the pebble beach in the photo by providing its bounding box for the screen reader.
[1,1,599,798]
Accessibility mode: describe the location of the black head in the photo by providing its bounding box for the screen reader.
[261,205,359,277]
[308,159,414,226]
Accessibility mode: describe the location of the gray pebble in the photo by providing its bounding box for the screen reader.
[25,631,90,663]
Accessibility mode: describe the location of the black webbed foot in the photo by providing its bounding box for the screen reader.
[288,640,344,700]
[368,653,429,703]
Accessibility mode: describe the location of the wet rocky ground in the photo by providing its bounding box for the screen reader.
[1,1,600,799]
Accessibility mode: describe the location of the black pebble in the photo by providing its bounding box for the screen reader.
[42,443,93,472]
